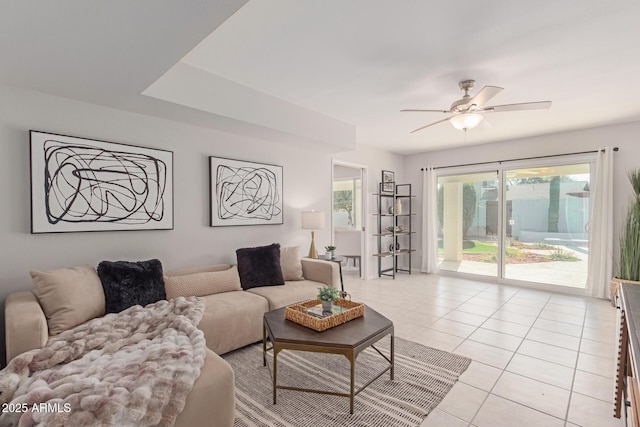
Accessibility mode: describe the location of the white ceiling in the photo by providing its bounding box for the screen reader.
[3,1,640,155]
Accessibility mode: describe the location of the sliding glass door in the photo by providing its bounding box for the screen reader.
[436,160,591,289]
[438,171,499,278]
[503,163,590,288]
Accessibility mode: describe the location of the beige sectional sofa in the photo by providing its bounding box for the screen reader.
[4,257,339,427]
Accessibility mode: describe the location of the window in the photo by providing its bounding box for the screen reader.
[435,159,592,289]
[333,178,361,230]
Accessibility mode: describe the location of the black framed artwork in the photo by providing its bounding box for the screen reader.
[382,170,395,193]
[30,130,173,233]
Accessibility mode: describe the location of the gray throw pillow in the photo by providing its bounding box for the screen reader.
[97,259,166,313]
[236,243,285,290]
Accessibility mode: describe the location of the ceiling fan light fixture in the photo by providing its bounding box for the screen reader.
[449,113,484,131]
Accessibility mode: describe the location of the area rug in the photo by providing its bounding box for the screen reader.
[225,336,471,427]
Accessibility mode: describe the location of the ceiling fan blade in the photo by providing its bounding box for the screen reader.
[410,117,452,134]
[487,101,552,112]
[469,85,503,107]
[401,109,449,113]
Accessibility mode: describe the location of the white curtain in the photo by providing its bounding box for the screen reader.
[421,167,439,273]
[586,147,614,299]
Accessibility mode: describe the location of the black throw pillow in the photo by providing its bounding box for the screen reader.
[236,243,285,290]
[97,259,166,313]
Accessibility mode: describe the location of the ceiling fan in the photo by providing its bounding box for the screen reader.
[401,80,551,133]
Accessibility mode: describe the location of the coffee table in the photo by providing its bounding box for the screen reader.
[262,305,394,414]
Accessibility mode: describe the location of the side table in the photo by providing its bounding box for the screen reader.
[326,255,346,293]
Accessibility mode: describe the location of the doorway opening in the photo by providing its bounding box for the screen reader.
[332,161,367,279]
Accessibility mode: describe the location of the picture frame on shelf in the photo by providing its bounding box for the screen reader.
[381,170,395,193]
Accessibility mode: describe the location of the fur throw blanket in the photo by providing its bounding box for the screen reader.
[0,296,207,427]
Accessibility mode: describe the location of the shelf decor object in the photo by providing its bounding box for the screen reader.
[30,130,173,233]
[395,198,402,215]
[301,210,325,259]
[210,156,283,226]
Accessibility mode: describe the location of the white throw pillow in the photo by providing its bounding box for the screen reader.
[164,266,242,299]
[280,246,304,281]
[30,265,106,335]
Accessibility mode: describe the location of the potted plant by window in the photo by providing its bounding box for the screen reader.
[612,169,640,303]
[317,286,340,312]
[324,245,336,259]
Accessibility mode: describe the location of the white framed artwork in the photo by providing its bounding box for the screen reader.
[209,156,283,227]
[30,130,173,233]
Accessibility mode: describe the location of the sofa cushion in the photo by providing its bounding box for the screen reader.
[5,292,49,360]
[236,243,284,290]
[280,246,304,281]
[30,265,106,335]
[164,266,242,299]
[200,291,269,355]
[97,259,165,313]
[246,280,323,310]
[165,264,231,277]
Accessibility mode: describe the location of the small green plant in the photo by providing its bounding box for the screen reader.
[546,248,580,262]
[325,245,336,251]
[534,241,554,249]
[317,286,340,302]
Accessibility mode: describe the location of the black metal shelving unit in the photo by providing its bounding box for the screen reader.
[373,183,415,278]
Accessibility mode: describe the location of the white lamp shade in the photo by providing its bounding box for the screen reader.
[449,113,484,130]
[301,211,325,230]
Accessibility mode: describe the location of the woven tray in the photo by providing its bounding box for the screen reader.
[285,298,365,332]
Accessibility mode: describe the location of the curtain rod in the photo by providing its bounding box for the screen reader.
[420,147,619,171]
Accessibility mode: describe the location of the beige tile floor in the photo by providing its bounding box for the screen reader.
[341,272,623,427]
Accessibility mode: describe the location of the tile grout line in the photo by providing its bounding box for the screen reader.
[463,290,571,426]
[454,287,529,425]
[427,282,511,426]
[562,305,588,427]
[349,276,618,426]
[561,300,622,425]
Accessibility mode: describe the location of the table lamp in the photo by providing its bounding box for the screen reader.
[301,211,325,259]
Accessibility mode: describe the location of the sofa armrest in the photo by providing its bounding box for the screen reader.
[5,291,49,362]
[301,258,340,288]
[174,349,235,427]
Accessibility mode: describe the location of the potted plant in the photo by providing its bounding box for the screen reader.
[324,245,336,259]
[317,286,340,311]
[612,169,640,302]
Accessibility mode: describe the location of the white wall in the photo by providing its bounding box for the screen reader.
[333,145,406,278]
[0,85,324,279]
[9,80,636,359]
[404,121,640,274]
[0,84,405,362]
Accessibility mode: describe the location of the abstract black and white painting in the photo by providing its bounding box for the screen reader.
[209,156,283,227]
[30,131,173,233]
